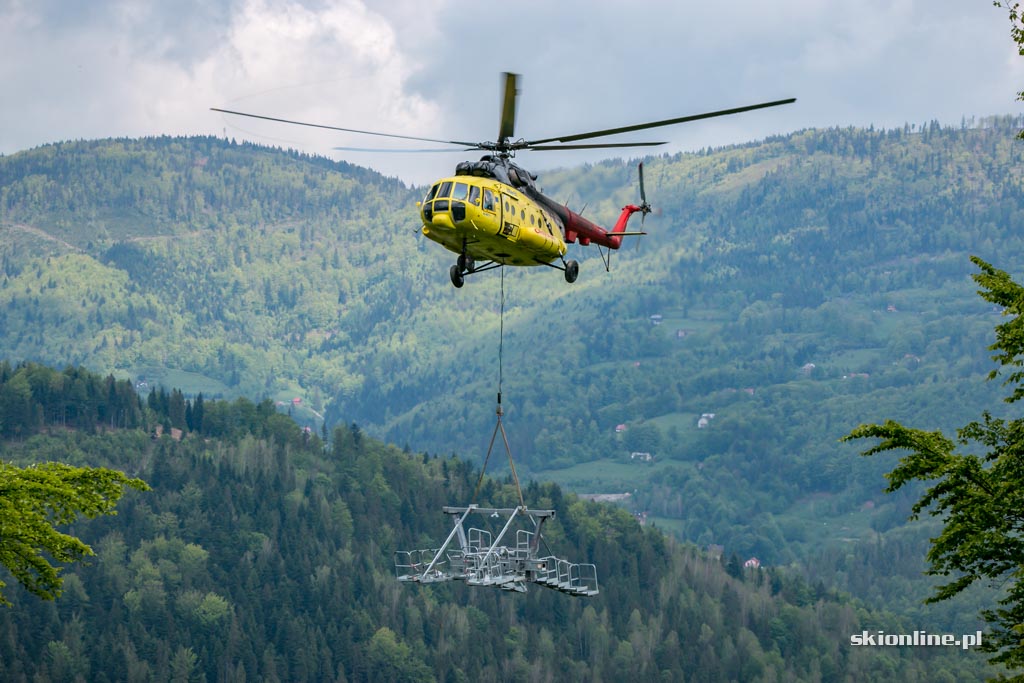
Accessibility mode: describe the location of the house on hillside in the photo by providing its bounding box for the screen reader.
[579,493,632,503]
[744,557,761,569]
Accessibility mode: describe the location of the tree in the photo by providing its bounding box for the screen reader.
[0,372,33,438]
[844,257,1024,675]
[169,646,199,683]
[365,627,432,682]
[624,421,663,456]
[0,461,149,606]
[994,1,1024,137]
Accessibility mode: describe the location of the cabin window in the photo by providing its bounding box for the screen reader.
[452,201,466,222]
[452,182,469,201]
[483,189,495,211]
[529,214,535,225]
[437,181,453,198]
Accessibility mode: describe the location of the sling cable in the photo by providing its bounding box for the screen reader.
[393,268,599,596]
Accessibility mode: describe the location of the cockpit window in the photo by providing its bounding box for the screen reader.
[424,184,440,203]
[468,186,481,205]
[452,182,469,201]
[482,189,495,211]
[437,181,453,198]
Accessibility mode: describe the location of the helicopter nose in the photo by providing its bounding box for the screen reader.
[431,213,454,230]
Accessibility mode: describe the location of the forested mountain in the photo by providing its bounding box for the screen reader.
[0,364,993,681]
[2,119,1024,644]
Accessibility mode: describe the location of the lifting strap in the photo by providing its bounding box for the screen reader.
[472,268,526,508]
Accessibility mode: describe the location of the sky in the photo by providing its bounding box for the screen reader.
[1,0,1022,186]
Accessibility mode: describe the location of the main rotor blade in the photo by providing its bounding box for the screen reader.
[498,72,520,144]
[332,146,475,153]
[525,97,797,146]
[211,107,480,148]
[524,141,667,151]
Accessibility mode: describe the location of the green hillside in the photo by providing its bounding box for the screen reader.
[2,121,1024,635]
[0,364,993,681]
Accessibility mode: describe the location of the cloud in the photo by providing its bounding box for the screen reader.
[371,0,1024,181]
[1,0,1022,185]
[207,0,442,140]
[1,0,442,179]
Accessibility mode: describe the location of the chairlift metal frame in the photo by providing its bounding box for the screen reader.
[395,504,599,596]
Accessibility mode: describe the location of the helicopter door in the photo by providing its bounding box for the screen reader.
[499,194,520,241]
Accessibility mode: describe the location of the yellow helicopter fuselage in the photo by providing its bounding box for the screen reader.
[419,175,567,267]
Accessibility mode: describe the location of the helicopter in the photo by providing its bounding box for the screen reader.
[213,73,795,287]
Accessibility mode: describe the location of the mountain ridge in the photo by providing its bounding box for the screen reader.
[2,121,1023,594]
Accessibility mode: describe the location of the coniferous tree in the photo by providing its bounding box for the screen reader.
[846,257,1024,675]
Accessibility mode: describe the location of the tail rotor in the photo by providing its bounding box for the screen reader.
[638,162,652,224]
[634,162,652,251]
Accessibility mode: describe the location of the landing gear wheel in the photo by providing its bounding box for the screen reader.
[564,260,579,284]
[449,264,465,288]
[457,254,475,273]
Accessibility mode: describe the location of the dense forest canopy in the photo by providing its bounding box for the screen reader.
[0,364,995,681]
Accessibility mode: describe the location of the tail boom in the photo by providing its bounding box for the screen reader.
[533,191,646,250]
